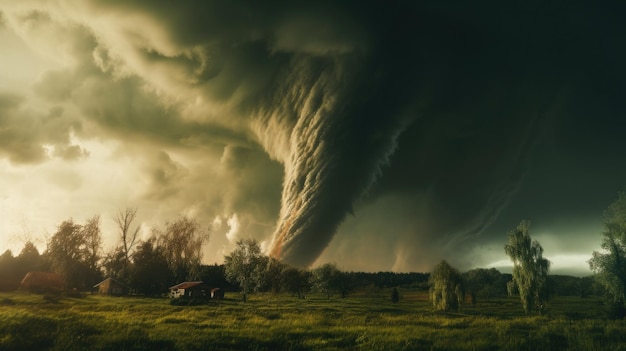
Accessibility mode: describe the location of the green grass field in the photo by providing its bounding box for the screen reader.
[0,289,624,351]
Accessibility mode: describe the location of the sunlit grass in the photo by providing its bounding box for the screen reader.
[0,290,623,350]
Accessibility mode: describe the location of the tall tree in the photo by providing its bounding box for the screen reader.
[429,260,464,312]
[589,190,626,317]
[16,241,44,273]
[155,216,211,282]
[102,248,126,280]
[47,219,86,290]
[129,239,172,296]
[114,207,141,267]
[82,215,103,282]
[255,256,285,294]
[224,239,263,302]
[0,250,18,291]
[504,220,550,314]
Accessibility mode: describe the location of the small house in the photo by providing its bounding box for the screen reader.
[20,272,64,293]
[210,288,224,299]
[169,281,209,299]
[93,277,130,296]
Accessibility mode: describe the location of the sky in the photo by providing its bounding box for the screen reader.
[0,1,624,276]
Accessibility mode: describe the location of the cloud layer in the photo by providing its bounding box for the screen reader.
[0,1,624,271]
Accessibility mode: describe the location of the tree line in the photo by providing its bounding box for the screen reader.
[1,188,626,319]
[0,207,211,295]
[429,189,626,318]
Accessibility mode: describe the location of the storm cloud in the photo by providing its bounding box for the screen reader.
[0,1,624,272]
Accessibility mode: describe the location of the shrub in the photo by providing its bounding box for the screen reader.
[391,288,400,303]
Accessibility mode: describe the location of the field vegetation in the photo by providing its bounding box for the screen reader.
[2,193,626,350]
[0,289,624,351]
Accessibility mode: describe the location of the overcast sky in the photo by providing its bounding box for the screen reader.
[0,1,624,276]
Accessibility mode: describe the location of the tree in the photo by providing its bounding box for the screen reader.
[102,248,127,281]
[198,264,231,290]
[589,191,626,317]
[504,220,550,314]
[129,239,172,296]
[255,256,285,294]
[224,239,264,302]
[12,241,46,289]
[464,268,506,304]
[429,260,464,312]
[311,263,343,299]
[82,215,103,283]
[281,266,311,299]
[113,207,141,280]
[155,216,211,282]
[391,287,400,303]
[0,250,18,291]
[47,219,87,290]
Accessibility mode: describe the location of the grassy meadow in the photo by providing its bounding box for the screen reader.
[0,289,624,351]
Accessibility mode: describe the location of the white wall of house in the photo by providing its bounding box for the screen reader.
[169,288,185,298]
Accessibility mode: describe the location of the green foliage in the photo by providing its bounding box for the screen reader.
[224,239,264,302]
[504,220,550,314]
[311,263,344,298]
[254,256,285,294]
[47,217,103,290]
[589,190,626,316]
[129,239,173,296]
[429,260,464,312]
[280,265,311,299]
[464,268,507,304]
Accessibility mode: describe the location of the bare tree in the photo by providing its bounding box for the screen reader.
[114,207,141,264]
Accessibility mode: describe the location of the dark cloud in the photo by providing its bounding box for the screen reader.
[1,1,625,271]
[0,93,85,164]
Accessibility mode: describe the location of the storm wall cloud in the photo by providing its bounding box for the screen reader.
[0,1,624,273]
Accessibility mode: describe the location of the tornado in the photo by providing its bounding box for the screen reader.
[263,64,414,266]
[260,21,426,267]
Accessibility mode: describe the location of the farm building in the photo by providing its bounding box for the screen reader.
[210,288,224,299]
[20,271,64,293]
[93,277,130,296]
[169,281,209,299]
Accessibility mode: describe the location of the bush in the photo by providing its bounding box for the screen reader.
[391,288,400,303]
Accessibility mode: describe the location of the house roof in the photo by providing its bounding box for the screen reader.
[169,281,204,290]
[93,277,130,289]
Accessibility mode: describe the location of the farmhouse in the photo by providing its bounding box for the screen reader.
[20,271,64,293]
[169,281,209,299]
[93,277,130,296]
[211,287,224,299]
